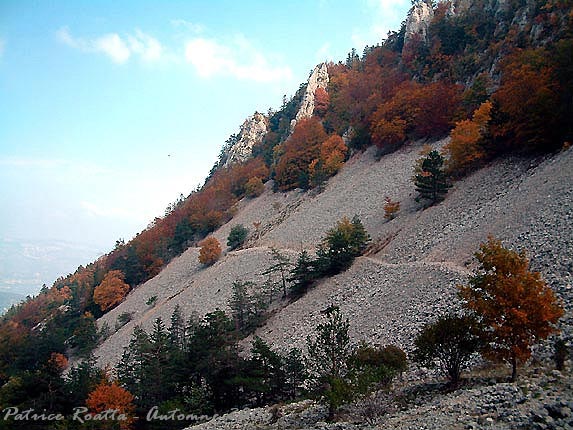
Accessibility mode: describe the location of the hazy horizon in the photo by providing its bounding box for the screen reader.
[0,0,411,295]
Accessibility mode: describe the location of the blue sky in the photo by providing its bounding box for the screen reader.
[0,0,410,288]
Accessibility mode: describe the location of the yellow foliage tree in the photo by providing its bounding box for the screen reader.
[383,197,400,220]
[320,135,348,176]
[198,236,222,266]
[93,270,130,312]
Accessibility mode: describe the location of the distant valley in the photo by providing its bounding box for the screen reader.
[0,237,103,311]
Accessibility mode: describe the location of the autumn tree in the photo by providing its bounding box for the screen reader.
[458,237,564,381]
[198,237,222,266]
[274,118,328,191]
[414,150,451,206]
[245,176,265,198]
[492,48,562,152]
[383,197,400,220]
[314,87,330,117]
[86,379,136,430]
[445,100,492,175]
[370,81,461,150]
[308,134,348,189]
[93,270,130,312]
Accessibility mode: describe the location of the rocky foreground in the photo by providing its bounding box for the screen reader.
[185,365,573,430]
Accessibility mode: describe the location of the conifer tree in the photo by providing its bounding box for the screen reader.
[288,250,317,296]
[262,248,291,297]
[316,216,370,275]
[414,150,451,205]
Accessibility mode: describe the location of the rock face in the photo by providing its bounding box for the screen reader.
[224,112,268,166]
[447,0,474,16]
[290,63,329,132]
[404,0,434,45]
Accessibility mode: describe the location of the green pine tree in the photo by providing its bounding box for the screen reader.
[414,150,451,205]
[288,250,317,296]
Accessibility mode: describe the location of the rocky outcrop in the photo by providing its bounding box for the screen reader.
[447,0,473,16]
[290,63,329,132]
[224,112,268,166]
[404,0,434,45]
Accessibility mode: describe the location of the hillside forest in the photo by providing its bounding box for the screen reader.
[0,0,571,428]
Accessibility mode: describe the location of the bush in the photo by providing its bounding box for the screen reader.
[198,237,222,266]
[383,197,400,220]
[227,224,249,250]
[245,177,265,198]
[348,344,406,393]
[414,314,481,386]
[116,312,133,331]
[378,345,408,375]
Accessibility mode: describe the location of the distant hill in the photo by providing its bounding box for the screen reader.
[0,290,25,315]
[0,237,104,296]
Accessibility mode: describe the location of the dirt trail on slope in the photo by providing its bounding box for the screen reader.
[95,143,573,370]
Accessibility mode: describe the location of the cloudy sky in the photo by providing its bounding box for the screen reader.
[0,0,410,289]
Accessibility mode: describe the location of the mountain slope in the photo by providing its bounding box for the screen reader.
[94,140,573,369]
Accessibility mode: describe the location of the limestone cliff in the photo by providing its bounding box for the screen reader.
[404,0,434,45]
[290,63,329,132]
[224,112,268,166]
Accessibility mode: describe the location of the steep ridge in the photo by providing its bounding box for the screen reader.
[95,141,573,370]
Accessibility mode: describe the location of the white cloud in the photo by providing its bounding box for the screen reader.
[127,30,162,62]
[94,33,131,63]
[184,35,292,83]
[56,27,163,64]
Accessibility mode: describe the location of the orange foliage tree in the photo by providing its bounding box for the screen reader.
[274,118,328,191]
[93,270,130,312]
[47,352,69,372]
[86,379,136,430]
[458,237,563,381]
[308,135,348,188]
[325,50,405,143]
[492,48,561,152]
[445,100,492,175]
[314,87,330,117]
[320,135,348,175]
[370,81,462,150]
[198,237,222,266]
